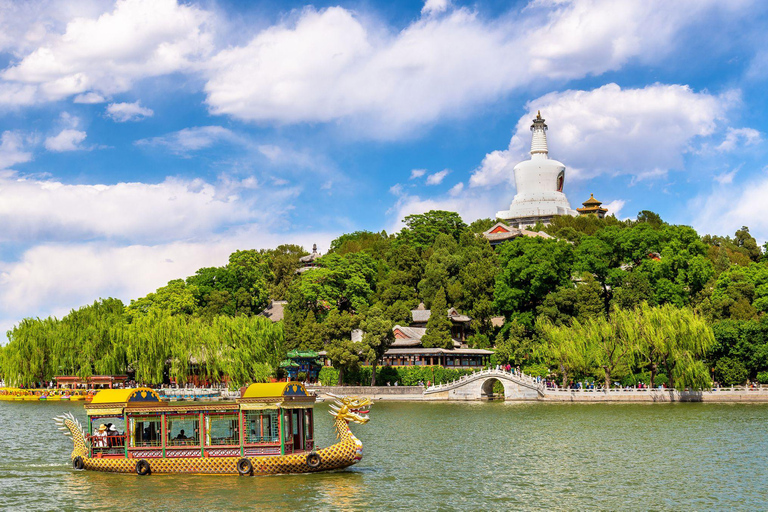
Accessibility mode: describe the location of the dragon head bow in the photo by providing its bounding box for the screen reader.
[327,394,372,425]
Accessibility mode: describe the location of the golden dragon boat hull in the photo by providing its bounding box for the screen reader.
[68,436,362,475]
[54,389,371,476]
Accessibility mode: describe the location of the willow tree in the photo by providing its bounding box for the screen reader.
[536,318,589,386]
[626,303,715,389]
[539,313,636,388]
[3,317,58,387]
[212,315,284,387]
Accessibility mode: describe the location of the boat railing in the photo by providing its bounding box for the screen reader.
[88,433,129,455]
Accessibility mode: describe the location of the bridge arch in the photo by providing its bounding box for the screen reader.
[423,369,544,401]
[480,378,511,399]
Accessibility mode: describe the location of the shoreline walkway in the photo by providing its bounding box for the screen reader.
[423,368,768,402]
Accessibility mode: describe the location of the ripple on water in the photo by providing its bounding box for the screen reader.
[2,401,768,510]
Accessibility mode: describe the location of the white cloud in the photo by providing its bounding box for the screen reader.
[202,1,751,136]
[426,169,449,185]
[448,182,464,196]
[0,131,33,170]
[692,171,768,242]
[602,199,626,219]
[470,83,740,188]
[0,0,213,105]
[106,100,153,122]
[44,128,87,152]
[387,186,510,234]
[389,183,404,196]
[256,144,318,170]
[410,169,426,179]
[73,91,106,104]
[715,127,761,152]
[422,0,450,16]
[0,226,337,321]
[714,168,738,185]
[137,126,238,153]
[0,174,298,244]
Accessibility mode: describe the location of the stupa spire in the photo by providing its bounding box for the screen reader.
[530,110,548,158]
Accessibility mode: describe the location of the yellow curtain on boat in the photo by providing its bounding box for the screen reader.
[240,402,280,410]
[87,407,123,416]
[280,402,314,409]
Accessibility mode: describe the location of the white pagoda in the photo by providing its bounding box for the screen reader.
[496,111,577,228]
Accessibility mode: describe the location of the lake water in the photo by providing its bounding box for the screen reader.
[1,400,767,511]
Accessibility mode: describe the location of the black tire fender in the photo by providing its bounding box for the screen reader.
[72,455,84,470]
[135,459,151,476]
[236,457,253,476]
[306,452,321,468]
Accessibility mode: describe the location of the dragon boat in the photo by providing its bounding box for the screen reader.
[54,382,372,476]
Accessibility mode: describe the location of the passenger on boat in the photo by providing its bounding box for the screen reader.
[107,425,122,446]
[175,430,188,440]
[93,424,108,447]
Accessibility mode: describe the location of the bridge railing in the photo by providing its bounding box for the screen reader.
[424,368,544,394]
[544,385,768,394]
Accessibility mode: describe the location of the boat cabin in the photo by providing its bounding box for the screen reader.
[83,383,316,460]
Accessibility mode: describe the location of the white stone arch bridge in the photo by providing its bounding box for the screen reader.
[423,368,545,401]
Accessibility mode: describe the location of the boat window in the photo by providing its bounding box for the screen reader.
[167,414,200,446]
[244,411,279,444]
[90,416,126,454]
[129,416,162,447]
[304,410,313,444]
[205,413,239,446]
[283,411,292,443]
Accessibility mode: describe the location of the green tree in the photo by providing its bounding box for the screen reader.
[622,303,715,389]
[263,244,307,299]
[126,279,200,319]
[735,226,761,262]
[494,237,574,327]
[360,306,395,385]
[326,339,361,385]
[715,357,749,386]
[536,318,589,386]
[421,288,453,349]
[574,237,614,313]
[418,233,460,306]
[396,210,467,253]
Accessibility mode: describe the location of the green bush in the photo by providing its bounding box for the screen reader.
[318,367,339,386]
[621,372,668,387]
[715,357,748,386]
[316,365,479,386]
[757,371,768,384]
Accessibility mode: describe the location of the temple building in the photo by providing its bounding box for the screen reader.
[481,221,553,247]
[380,305,492,368]
[496,112,578,228]
[576,193,608,218]
[279,350,322,382]
[296,244,322,273]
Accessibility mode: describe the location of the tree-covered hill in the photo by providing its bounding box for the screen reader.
[2,209,768,388]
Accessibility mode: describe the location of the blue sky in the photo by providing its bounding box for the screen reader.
[1,0,767,336]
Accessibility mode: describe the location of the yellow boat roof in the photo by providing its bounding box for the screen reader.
[90,388,162,405]
[241,382,309,399]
